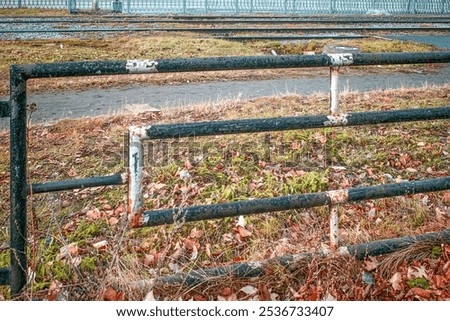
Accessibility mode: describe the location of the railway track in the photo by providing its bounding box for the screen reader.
[1,14,447,41]
[1,26,448,34]
[1,14,449,24]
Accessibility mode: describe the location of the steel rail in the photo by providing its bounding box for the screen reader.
[153,228,450,286]
[13,52,450,80]
[29,173,127,194]
[142,106,450,140]
[1,26,448,34]
[209,35,368,41]
[138,177,450,228]
[2,17,449,24]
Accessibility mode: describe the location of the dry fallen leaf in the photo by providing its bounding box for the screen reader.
[114,204,125,216]
[407,266,428,280]
[220,287,233,297]
[86,208,100,220]
[144,254,157,267]
[184,238,200,251]
[67,167,77,177]
[410,287,432,299]
[190,245,199,260]
[103,287,119,301]
[240,285,258,296]
[364,256,379,272]
[236,226,252,238]
[56,242,78,260]
[189,227,205,239]
[46,280,63,301]
[389,272,403,291]
[108,217,119,226]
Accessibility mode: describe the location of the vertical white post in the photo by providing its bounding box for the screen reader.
[324,49,354,252]
[128,126,146,225]
[330,67,340,115]
[329,204,339,251]
[326,190,349,252]
[329,65,340,251]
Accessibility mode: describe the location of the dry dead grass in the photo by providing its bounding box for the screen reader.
[0,33,440,96]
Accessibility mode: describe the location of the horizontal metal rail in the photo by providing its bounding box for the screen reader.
[2,26,448,34]
[210,35,368,41]
[154,228,450,286]
[136,177,450,228]
[13,51,450,80]
[0,268,10,285]
[29,173,127,194]
[142,106,450,139]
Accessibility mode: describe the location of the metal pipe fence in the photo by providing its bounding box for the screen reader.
[0,0,449,14]
[0,50,449,297]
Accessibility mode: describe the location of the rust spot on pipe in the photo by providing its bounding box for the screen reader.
[128,208,145,228]
[326,189,349,204]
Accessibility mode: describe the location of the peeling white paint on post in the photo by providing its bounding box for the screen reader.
[126,60,159,74]
[127,126,148,222]
[330,67,340,115]
[326,189,349,251]
[328,53,354,67]
[326,53,354,115]
[329,204,339,251]
[324,113,349,126]
[324,49,354,248]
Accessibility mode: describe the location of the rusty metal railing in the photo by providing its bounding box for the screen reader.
[1,51,449,297]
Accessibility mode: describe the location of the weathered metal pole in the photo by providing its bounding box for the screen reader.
[128,127,147,226]
[153,229,450,286]
[9,65,28,297]
[136,177,450,228]
[322,46,360,250]
[29,173,127,194]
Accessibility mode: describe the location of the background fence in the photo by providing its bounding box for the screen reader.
[0,0,449,14]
